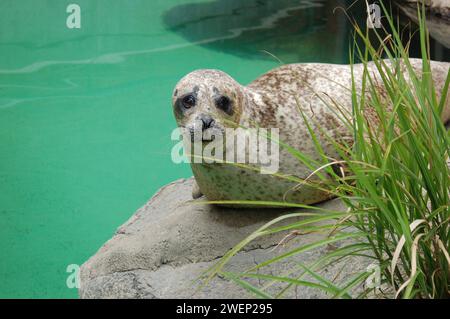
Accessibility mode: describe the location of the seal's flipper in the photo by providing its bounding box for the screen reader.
[192,180,203,199]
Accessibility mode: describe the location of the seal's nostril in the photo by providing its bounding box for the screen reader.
[197,114,214,130]
[205,118,215,128]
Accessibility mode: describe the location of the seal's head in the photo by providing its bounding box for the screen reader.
[172,69,245,142]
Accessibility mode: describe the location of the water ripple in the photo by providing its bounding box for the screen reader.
[0,1,323,75]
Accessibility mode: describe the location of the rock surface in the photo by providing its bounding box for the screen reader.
[79,178,370,299]
[397,0,450,48]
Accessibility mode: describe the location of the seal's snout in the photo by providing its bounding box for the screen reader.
[187,115,221,142]
[196,114,215,131]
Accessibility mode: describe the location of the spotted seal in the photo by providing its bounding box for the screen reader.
[172,59,450,206]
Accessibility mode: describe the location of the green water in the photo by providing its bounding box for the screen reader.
[0,0,448,298]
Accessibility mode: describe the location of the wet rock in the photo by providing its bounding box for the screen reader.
[397,0,450,48]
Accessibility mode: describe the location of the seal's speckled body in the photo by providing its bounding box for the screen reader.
[172,59,450,206]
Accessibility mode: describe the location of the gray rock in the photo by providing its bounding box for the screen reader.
[397,0,450,48]
[79,178,371,299]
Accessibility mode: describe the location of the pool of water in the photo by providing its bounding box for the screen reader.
[0,0,448,298]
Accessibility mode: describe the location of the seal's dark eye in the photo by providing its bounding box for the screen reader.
[215,96,231,112]
[182,95,196,108]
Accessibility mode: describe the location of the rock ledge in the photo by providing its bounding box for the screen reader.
[79,178,369,299]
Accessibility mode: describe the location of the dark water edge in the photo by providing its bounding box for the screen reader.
[163,0,449,64]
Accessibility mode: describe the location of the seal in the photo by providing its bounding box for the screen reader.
[172,59,450,206]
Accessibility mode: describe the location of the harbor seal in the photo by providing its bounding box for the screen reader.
[172,59,450,206]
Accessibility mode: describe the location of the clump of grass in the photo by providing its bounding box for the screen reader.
[201,2,450,299]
